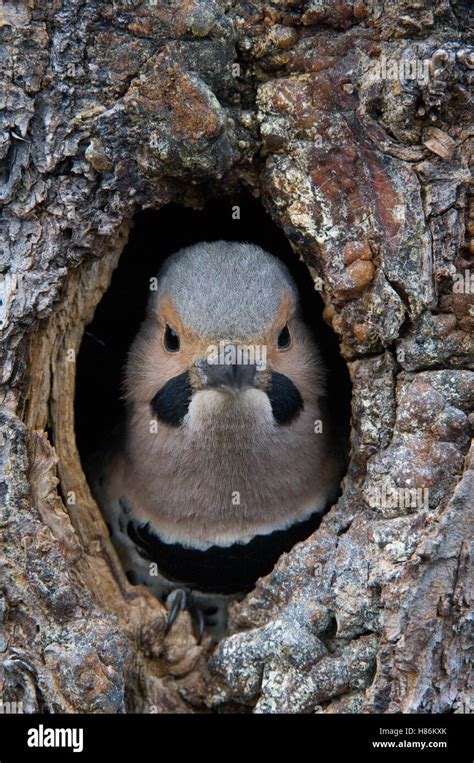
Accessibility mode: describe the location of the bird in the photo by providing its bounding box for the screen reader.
[90,241,344,640]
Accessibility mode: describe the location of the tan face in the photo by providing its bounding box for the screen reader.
[125,289,322,412]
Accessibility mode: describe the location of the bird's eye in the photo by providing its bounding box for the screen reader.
[277,323,291,349]
[164,324,180,352]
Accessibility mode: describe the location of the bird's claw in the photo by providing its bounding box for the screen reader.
[191,604,205,645]
[165,587,206,644]
[165,587,190,633]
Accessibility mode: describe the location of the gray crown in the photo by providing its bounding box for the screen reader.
[151,241,298,339]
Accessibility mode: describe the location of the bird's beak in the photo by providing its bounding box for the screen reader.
[197,360,257,394]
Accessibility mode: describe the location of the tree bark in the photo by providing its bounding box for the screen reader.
[0,0,472,713]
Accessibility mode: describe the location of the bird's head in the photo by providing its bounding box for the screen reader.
[125,242,325,427]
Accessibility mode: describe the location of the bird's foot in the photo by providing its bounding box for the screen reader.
[165,587,206,644]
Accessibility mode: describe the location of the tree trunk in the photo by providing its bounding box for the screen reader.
[0,0,472,714]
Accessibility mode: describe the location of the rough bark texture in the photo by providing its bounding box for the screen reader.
[0,0,472,714]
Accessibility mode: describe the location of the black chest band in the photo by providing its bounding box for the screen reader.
[127,511,322,595]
